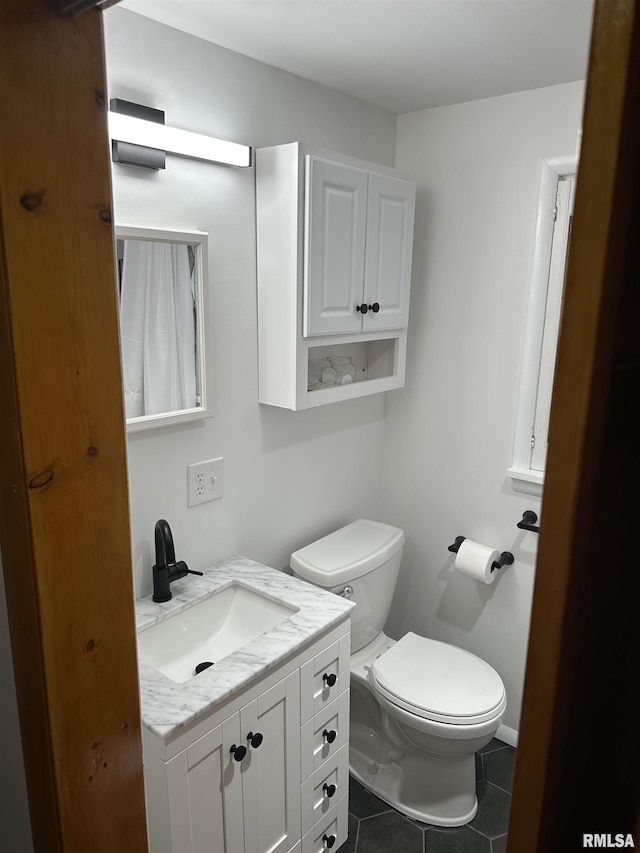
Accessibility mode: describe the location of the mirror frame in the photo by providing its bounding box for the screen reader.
[115,224,210,433]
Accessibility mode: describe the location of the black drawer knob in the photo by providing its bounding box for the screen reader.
[230,744,247,762]
[322,672,337,688]
[247,731,263,749]
[323,834,336,849]
[323,783,336,798]
[323,728,337,744]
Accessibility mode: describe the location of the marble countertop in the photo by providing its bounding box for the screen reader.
[135,555,354,740]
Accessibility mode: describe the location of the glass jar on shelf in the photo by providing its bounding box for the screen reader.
[308,357,326,390]
[308,356,336,390]
[321,359,337,387]
[330,356,356,385]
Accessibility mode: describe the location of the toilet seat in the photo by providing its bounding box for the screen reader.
[369,632,506,725]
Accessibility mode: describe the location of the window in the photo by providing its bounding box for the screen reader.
[509,156,577,495]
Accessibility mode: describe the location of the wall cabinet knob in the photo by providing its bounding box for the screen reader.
[323,834,336,849]
[323,728,337,744]
[230,744,247,762]
[368,302,380,313]
[356,302,368,314]
[322,672,337,687]
[323,783,336,798]
[247,731,263,748]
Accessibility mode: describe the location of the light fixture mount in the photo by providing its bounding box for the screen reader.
[110,99,166,170]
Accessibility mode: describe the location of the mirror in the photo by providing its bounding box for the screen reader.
[115,225,209,432]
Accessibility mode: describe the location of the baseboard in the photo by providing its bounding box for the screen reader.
[496,724,518,748]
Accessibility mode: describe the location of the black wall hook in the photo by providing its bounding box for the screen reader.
[517,510,540,533]
[491,551,515,572]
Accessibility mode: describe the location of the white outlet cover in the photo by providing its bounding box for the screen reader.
[187,457,223,507]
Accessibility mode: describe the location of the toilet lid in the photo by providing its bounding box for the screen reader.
[290,519,405,586]
[370,633,506,724]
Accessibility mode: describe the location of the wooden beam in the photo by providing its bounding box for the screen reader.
[0,2,147,850]
[509,0,640,847]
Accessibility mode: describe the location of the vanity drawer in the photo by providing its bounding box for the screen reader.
[301,690,350,780]
[301,793,348,853]
[301,744,348,835]
[300,633,350,722]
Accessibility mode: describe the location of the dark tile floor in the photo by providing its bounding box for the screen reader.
[339,738,516,853]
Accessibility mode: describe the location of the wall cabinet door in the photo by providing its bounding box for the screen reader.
[362,172,415,331]
[240,672,301,853]
[304,157,368,337]
[304,157,415,338]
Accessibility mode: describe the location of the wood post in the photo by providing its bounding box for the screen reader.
[509,0,640,847]
[0,1,147,849]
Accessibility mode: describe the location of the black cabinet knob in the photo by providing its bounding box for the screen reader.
[247,731,263,749]
[323,783,336,798]
[230,744,247,762]
[323,729,337,744]
[368,302,380,313]
[322,672,337,688]
[356,303,368,314]
[323,834,336,849]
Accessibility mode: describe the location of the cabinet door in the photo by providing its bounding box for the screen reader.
[240,671,301,853]
[363,172,415,331]
[165,713,244,853]
[304,157,368,337]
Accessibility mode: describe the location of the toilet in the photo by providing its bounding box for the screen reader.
[290,519,506,827]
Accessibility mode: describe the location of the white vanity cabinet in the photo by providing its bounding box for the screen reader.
[142,621,351,853]
[256,141,416,410]
[164,673,300,853]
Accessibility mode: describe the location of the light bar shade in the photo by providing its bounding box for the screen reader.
[108,111,251,168]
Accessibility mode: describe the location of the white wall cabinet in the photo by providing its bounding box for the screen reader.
[305,158,415,337]
[257,142,416,410]
[305,157,368,337]
[143,621,351,853]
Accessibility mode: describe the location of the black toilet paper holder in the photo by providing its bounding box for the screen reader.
[517,510,540,533]
[447,535,514,572]
[447,536,466,554]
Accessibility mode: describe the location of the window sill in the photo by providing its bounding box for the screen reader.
[507,466,544,496]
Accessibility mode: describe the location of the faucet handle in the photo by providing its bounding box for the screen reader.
[174,560,203,580]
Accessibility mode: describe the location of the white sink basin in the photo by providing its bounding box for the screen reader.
[137,583,299,683]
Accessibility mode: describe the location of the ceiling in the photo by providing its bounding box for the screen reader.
[118,0,594,115]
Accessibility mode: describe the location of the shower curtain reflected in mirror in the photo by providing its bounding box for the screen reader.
[119,239,196,418]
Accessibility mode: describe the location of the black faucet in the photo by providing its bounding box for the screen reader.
[152,519,203,602]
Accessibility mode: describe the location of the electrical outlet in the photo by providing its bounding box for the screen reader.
[187,457,223,507]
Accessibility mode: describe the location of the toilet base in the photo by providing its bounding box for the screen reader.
[349,739,478,827]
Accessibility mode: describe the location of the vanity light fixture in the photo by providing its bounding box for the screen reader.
[108,99,252,169]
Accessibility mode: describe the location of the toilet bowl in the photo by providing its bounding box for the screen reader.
[290,519,507,826]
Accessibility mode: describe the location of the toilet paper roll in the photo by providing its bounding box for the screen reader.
[454,539,501,584]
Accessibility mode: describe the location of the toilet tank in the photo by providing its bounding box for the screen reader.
[290,519,405,653]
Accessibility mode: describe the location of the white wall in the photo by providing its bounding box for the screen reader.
[104,8,398,598]
[382,82,585,734]
[105,8,586,737]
